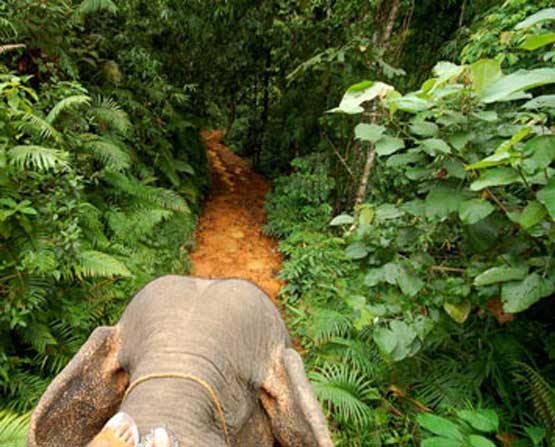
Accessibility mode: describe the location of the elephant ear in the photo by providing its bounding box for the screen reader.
[28,326,129,447]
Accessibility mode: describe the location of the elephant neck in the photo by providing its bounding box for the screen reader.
[120,376,228,447]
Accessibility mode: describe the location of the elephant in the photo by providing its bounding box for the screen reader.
[28,275,333,447]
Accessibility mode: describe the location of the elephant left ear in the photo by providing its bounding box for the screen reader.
[28,326,129,447]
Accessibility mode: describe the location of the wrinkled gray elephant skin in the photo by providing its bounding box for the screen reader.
[28,275,333,447]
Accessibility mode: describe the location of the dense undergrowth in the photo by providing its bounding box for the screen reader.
[265,4,555,447]
[2,1,555,446]
[0,0,209,438]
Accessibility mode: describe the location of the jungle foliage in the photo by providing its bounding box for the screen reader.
[265,2,555,446]
[2,1,555,446]
[0,0,209,431]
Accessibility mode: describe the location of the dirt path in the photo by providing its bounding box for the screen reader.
[190,130,282,301]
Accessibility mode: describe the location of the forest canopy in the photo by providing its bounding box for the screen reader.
[1,0,554,446]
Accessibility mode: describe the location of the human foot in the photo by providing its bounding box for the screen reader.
[143,428,171,447]
[89,412,139,447]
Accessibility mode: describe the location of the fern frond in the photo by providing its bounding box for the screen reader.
[19,322,57,354]
[107,208,173,241]
[46,95,91,125]
[515,363,555,440]
[76,0,118,16]
[16,112,63,144]
[0,18,17,39]
[85,137,131,171]
[103,172,189,212]
[8,145,69,171]
[89,97,131,136]
[74,250,132,279]
[309,307,353,343]
[309,363,379,428]
[0,410,30,447]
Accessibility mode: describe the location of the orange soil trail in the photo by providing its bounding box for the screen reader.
[190,130,282,301]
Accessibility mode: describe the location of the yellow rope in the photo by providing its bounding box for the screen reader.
[123,372,231,447]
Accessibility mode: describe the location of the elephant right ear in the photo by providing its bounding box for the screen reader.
[28,326,129,447]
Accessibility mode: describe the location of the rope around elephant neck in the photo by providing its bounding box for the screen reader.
[122,372,231,447]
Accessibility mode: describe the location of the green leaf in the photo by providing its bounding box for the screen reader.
[474,266,528,286]
[523,135,555,170]
[345,242,368,260]
[46,94,91,124]
[386,151,425,167]
[425,187,465,219]
[470,168,520,191]
[75,250,132,279]
[410,120,439,137]
[8,145,70,171]
[521,33,555,51]
[374,320,419,361]
[330,214,354,226]
[502,273,554,313]
[365,268,385,287]
[354,123,386,143]
[523,94,555,109]
[458,199,495,225]
[329,81,394,114]
[376,135,405,156]
[465,152,514,170]
[420,138,451,155]
[444,300,471,323]
[375,204,403,220]
[519,201,547,228]
[480,68,555,103]
[422,438,464,447]
[359,207,375,225]
[417,413,464,440]
[515,8,555,29]
[457,409,499,432]
[468,435,496,447]
[537,178,555,219]
[397,263,424,297]
[470,59,502,95]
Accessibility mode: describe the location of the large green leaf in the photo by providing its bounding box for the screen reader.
[470,168,521,191]
[523,135,555,171]
[537,178,555,219]
[329,81,394,114]
[345,242,368,259]
[515,8,555,29]
[458,199,495,225]
[470,59,502,95]
[417,414,464,440]
[376,135,405,156]
[444,300,471,324]
[519,201,547,228]
[523,94,555,109]
[330,214,354,226]
[373,320,420,361]
[422,438,463,447]
[520,33,555,51]
[354,123,386,143]
[468,435,496,447]
[8,145,70,171]
[420,138,451,155]
[457,409,499,433]
[480,68,555,103]
[425,187,465,218]
[409,120,439,137]
[502,273,554,313]
[465,152,514,170]
[474,266,528,286]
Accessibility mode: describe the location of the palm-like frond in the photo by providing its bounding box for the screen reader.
[103,172,190,212]
[85,137,131,171]
[515,363,555,442]
[89,97,131,136]
[0,411,30,447]
[309,307,353,343]
[8,145,69,171]
[76,0,118,17]
[16,112,63,144]
[74,250,132,279]
[46,95,91,125]
[309,363,379,428]
[0,18,17,39]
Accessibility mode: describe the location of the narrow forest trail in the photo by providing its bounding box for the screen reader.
[190,130,282,302]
